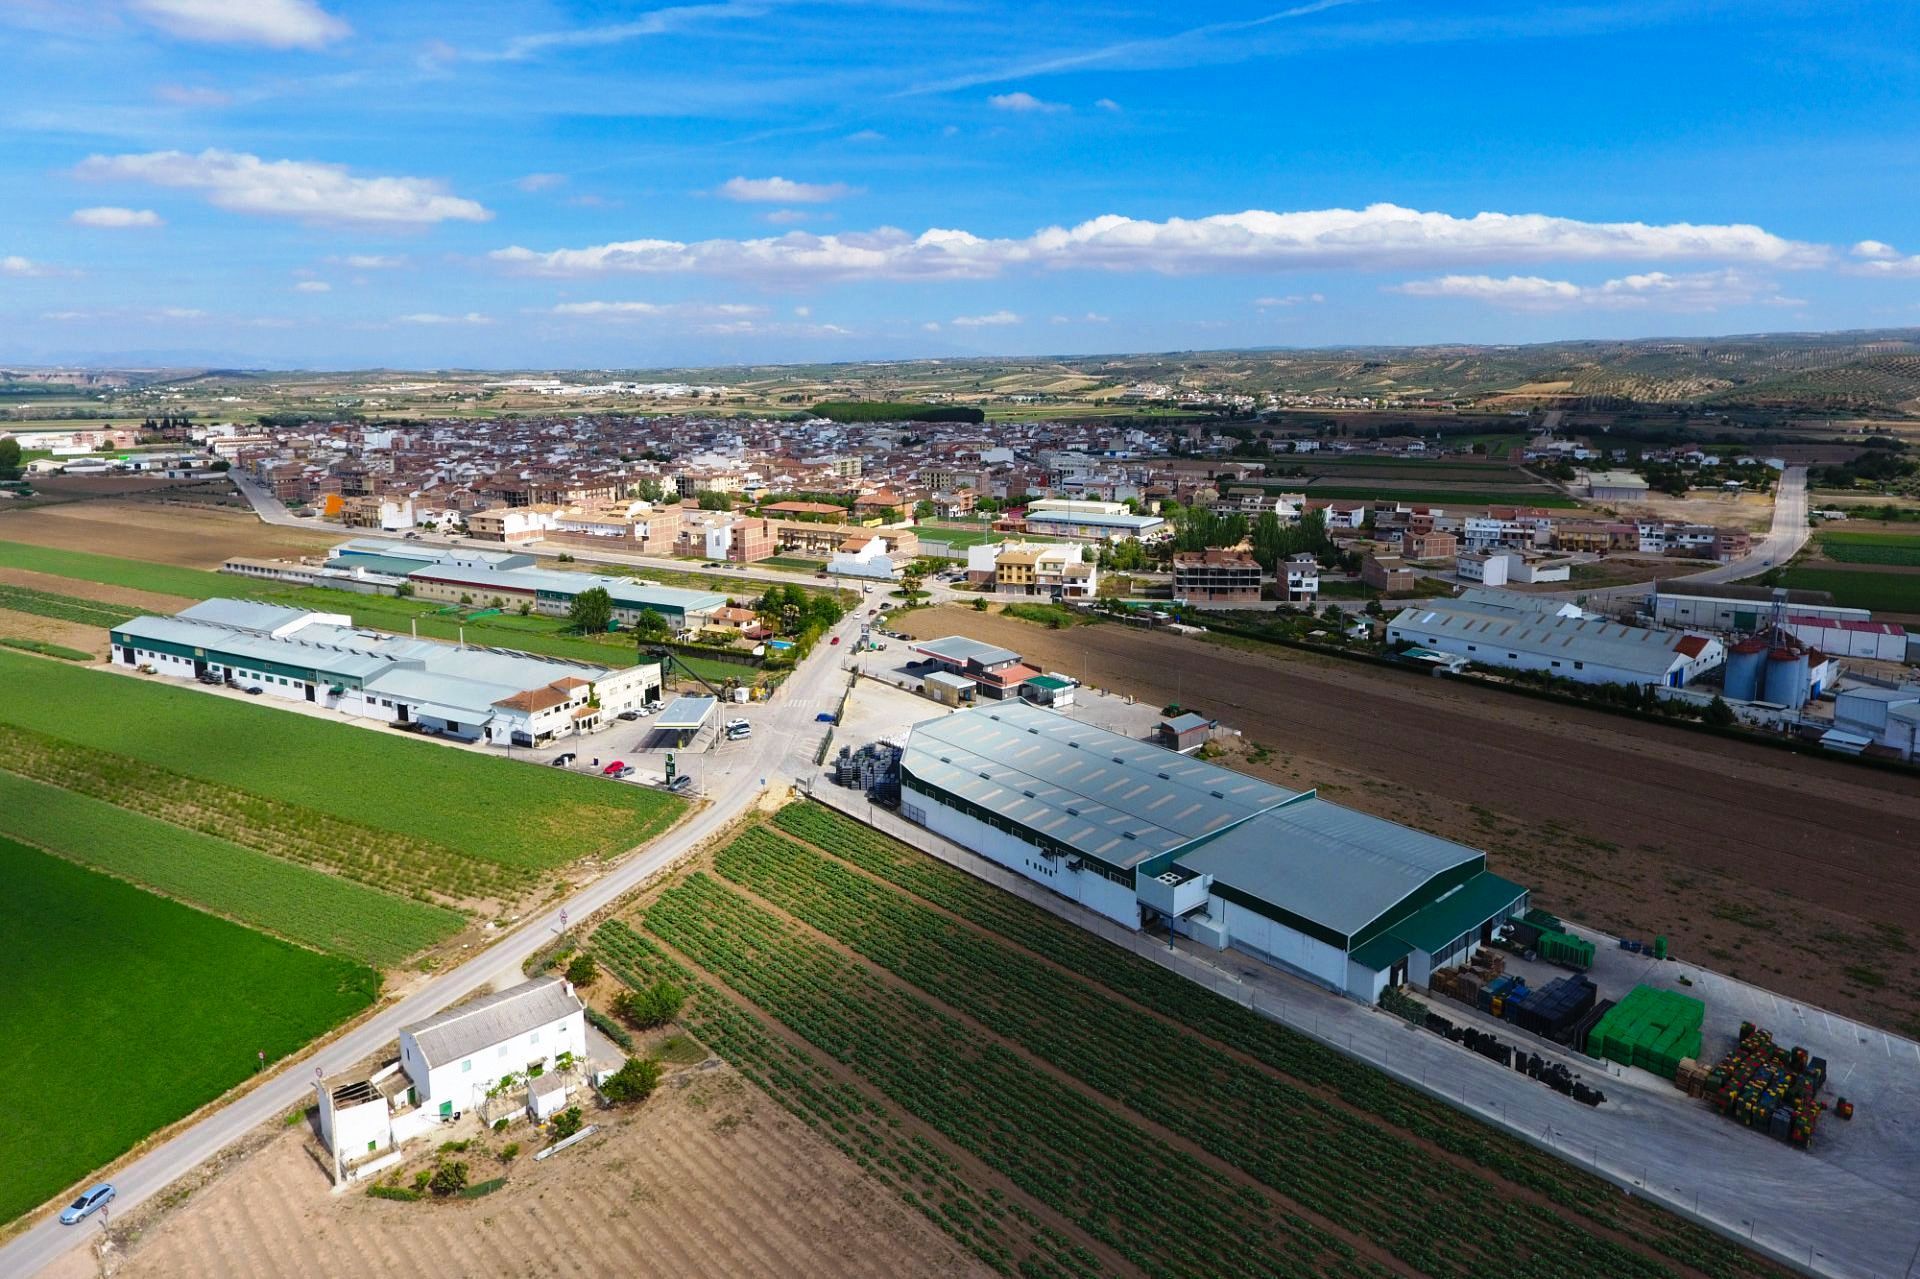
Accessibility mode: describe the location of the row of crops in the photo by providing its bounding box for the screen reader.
[720,827,1677,1279]
[770,803,1787,1279]
[637,873,1373,1279]
[0,582,133,628]
[591,921,1111,1279]
[0,724,521,906]
[1817,531,1920,567]
[0,770,461,966]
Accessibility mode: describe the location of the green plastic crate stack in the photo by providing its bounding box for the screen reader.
[1523,907,1563,932]
[1586,986,1704,1077]
[1537,929,1597,970]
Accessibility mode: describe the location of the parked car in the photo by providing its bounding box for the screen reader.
[551,752,577,768]
[196,672,220,685]
[815,711,837,724]
[60,1184,114,1225]
[243,684,264,695]
[604,764,635,779]
[617,709,641,721]
[668,774,694,793]
[830,635,841,645]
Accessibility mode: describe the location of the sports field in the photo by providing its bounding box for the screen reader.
[0,651,683,871]
[0,837,378,1225]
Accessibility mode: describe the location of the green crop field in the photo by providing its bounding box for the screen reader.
[1818,530,1920,567]
[0,837,377,1225]
[584,804,1791,1279]
[0,540,233,598]
[0,771,461,966]
[0,651,683,870]
[0,582,136,628]
[1775,567,1920,613]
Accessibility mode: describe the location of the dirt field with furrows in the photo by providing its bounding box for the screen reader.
[0,609,104,655]
[899,606,1920,1034]
[48,1066,985,1279]
[0,501,337,568]
[0,566,194,613]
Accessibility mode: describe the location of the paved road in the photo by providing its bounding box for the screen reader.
[229,474,964,604]
[0,604,860,1277]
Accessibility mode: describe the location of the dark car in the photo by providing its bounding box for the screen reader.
[668,774,694,793]
[815,711,837,723]
[617,709,641,721]
[551,752,577,768]
[243,684,265,695]
[196,672,220,685]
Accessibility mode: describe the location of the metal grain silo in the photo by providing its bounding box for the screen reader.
[1723,639,1768,701]
[1763,647,1810,708]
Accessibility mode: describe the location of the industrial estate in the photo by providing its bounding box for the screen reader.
[3,347,1917,1279]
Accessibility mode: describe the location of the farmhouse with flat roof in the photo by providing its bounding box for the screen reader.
[899,701,1528,1001]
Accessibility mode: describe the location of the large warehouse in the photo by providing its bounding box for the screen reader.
[401,561,729,632]
[111,599,660,745]
[1388,599,1725,688]
[899,701,1528,1001]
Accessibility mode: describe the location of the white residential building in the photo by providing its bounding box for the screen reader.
[398,977,588,1117]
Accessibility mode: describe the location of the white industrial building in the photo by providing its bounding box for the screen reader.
[1020,498,1169,543]
[111,599,660,745]
[1388,600,1724,688]
[317,978,591,1183]
[1647,585,1870,632]
[899,702,1527,1001]
[1779,615,1908,663]
[1833,685,1920,760]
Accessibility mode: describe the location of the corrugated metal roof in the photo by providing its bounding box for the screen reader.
[1388,605,1703,678]
[404,562,727,613]
[915,635,1021,667]
[113,614,392,678]
[401,977,581,1070]
[1176,796,1483,939]
[1387,871,1527,954]
[656,694,717,729]
[174,598,316,634]
[902,701,1298,869]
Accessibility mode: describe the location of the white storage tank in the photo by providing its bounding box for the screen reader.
[1763,647,1810,708]
[1723,639,1768,701]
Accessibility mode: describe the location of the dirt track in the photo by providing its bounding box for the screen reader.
[899,607,1920,1033]
[48,1066,984,1279]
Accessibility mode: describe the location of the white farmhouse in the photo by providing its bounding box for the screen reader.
[398,976,588,1118]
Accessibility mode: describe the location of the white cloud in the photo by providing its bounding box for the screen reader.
[516,172,567,193]
[544,300,762,320]
[951,310,1021,327]
[1391,269,1800,312]
[921,321,941,332]
[989,91,1068,113]
[155,83,232,107]
[2,255,55,277]
[762,209,811,225]
[492,203,1825,284]
[70,206,164,228]
[157,306,206,318]
[294,280,332,292]
[845,130,886,143]
[1846,239,1920,278]
[328,253,408,268]
[75,149,490,226]
[1050,311,1110,323]
[129,0,350,50]
[1254,292,1323,307]
[397,311,492,325]
[793,305,810,317]
[472,1,761,62]
[717,176,854,204]
[1094,97,1122,112]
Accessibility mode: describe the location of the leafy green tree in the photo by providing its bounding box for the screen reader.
[972,597,988,612]
[1703,695,1737,728]
[615,979,686,1029]
[428,1160,469,1196]
[913,499,935,520]
[696,490,734,510]
[2,436,29,476]
[550,1107,583,1140]
[806,592,843,627]
[564,954,598,986]
[631,607,669,640]
[567,586,614,633]
[600,1056,664,1105]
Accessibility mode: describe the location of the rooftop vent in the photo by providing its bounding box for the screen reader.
[1210,790,1225,799]
[1066,806,1080,816]
[1113,756,1126,765]
[1022,790,1036,799]
[1122,830,1137,840]
[1156,771,1170,780]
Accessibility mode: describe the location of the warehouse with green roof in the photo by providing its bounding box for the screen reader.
[900,700,1528,1001]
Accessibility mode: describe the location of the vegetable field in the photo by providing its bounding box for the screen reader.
[708,803,1791,1279]
[1817,530,1920,567]
[0,650,683,870]
[1773,567,1920,614]
[0,771,462,966]
[0,837,377,1225]
[0,582,134,628]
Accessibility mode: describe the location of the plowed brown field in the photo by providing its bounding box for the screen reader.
[899,606,1920,1033]
[0,501,337,568]
[48,1067,985,1279]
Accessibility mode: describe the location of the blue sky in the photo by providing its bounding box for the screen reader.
[2,0,1918,368]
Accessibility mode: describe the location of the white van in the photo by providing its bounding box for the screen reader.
[724,717,752,739]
